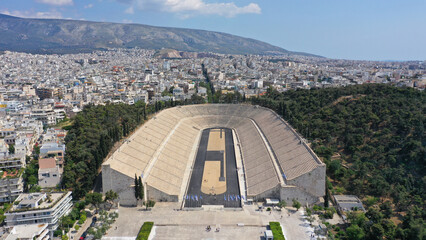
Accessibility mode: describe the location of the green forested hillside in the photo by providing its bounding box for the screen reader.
[251,84,425,240]
[62,102,146,198]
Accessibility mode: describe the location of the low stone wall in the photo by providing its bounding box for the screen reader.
[248,184,281,202]
[146,185,178,202]
[280,185,319,205]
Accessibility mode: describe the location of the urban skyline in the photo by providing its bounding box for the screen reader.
[0,1,425,239]
[1,0,426,61]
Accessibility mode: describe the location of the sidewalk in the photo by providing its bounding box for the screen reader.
[70,214,95,240]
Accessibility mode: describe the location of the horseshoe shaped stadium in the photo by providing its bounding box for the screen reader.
[102,104,326,207]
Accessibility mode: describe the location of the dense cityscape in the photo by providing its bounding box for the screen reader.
[0,46,424,240]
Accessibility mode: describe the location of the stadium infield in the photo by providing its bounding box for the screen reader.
[185,128,241,208]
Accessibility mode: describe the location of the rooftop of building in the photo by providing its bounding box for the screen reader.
[8,191,71,213]
[38,158,56,169]
[5,223,48,240]
[0,169,23,179]
[333,195,365,212]
[333,195,362,203]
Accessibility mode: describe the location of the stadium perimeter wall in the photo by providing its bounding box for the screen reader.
[280,186,320,205]
[250,185,281,201]
[102,164,138,206]
[146,185,179,203]
[286,164,326,199]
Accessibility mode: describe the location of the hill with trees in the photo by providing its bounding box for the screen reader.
[251,84,425,239]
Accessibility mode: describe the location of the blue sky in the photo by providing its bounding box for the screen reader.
[1,0,425,60]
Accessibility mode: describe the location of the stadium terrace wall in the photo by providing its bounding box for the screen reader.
[102,104,326,206]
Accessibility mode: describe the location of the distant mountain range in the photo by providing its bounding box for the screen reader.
[0,13,319,56]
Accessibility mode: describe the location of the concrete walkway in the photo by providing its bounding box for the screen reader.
[103,203,318,240]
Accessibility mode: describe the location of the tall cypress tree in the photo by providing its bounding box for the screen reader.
[138,176,144,201]
[134,174,139,200]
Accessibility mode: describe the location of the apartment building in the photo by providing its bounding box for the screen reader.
[0,140,25,203]
[5,192,73,236]
[31,107,56,126]
[40,143,65,169]
[0,172,24,203]
[38,158,61,188]
[4,223,49,240]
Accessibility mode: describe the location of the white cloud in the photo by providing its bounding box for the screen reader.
[0,9,63,19]
[125,6,134,14]
[122,19,133,23]
[84,4,94,9]
[119,0,261,18]
[35,0,74,6]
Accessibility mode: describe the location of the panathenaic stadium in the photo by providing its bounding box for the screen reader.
[102,104,326,207]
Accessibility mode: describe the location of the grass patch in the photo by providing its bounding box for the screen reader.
[55,118,73,129]
[136,222,154,240]
[269,222,285,240]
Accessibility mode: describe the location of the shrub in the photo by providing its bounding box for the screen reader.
[313,205,323,212]
[305,207,312,216]
[269,222,285,240]
[323,207,336,219]
[54,229,62,237]
[145,200,156,208]
[94,231,103,239]
[278,200,287,208]
[137,222,154,240]
[87,227,96,235]
[292,199,301,211]
[80,212,87,222]
[365,196,379,207]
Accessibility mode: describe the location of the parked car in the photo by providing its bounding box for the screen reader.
[80,232,87,240]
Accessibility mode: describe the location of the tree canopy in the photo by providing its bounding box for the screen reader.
[252,84,425,239]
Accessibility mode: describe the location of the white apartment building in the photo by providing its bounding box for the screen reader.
[0,140,25,203]
[5,192,73,236]
[4,223,49,240]
[31,107,56,126]
[0,174,24,203]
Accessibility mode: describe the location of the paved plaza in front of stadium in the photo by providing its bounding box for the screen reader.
[103,202,319,240]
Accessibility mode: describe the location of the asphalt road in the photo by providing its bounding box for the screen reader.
[185,128,241,208]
